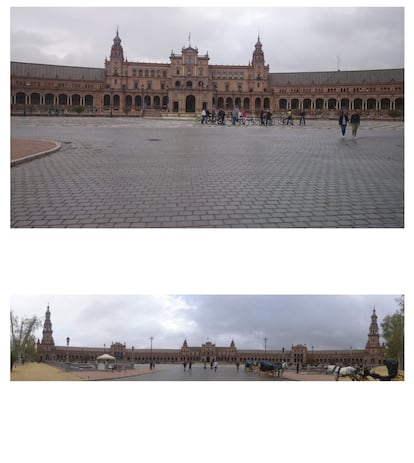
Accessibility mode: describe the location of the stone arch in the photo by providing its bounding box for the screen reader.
[185,94,195,112]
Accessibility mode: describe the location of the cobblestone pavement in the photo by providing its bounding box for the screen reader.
[11,117,404,228]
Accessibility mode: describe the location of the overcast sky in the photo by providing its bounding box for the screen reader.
[9,6,404,72]
[10,295,401,351]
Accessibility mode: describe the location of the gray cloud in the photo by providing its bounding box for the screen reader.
[10,7,404,71]
[10,295,401,352]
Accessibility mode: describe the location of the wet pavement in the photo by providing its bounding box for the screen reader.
[115,363,293,381]
[11,116,404,228]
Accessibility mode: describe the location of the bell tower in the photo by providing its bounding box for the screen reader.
[105,28,126,93]
[110,28,124,62]
[37,304,55,361]
[41,303,55,346]
[250,35,269,91]
[365,307,385,365]
[252,35,265,66]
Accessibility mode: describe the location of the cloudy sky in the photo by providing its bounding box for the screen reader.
[10,294,401,351]
[9,5,404,72]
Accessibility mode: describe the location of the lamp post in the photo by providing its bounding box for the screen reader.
[141,85,144,117]
[264,337,267,359]
[150,336,153,368]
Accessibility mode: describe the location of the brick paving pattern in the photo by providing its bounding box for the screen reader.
[11,117,404,228]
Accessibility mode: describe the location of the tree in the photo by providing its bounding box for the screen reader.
[10,310,41,370]
[381,296,404,369]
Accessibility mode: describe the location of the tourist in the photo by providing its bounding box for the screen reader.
[338,111,349,136]
[201,109,207,124]
[231,108,239,125]
[188,361,192,372]
[183,361,187,371]
[299,111,306,126]
[266,110,272,126]
[287,109,293,125]
[213,360,218,372]
[350,111,361,137]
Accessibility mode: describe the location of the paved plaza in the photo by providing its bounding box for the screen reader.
[11,117,404,228]
[116,363,293,381]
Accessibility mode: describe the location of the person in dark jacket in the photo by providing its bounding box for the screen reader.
[338,111,349,136]
[350,111,361,137]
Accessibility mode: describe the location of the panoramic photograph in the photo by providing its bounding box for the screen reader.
[10,7,404,228]
[10,295,404,382]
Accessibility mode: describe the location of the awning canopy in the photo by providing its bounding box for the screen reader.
[96,353,116,361]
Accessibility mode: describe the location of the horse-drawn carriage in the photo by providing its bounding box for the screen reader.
[326,359,403,381]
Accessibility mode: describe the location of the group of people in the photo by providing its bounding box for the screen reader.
[338,110,361,137]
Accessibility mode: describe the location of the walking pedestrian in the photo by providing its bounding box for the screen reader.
[183,361,187,371]
[287,109,293,125]
[188,361,192,372]
[231,108,239,125]
[299,111,306,126]
[213,360,218,372]
[338,111,349,136]
[201,109,207,124]
[350,110,360,138]
[296,363,300,374]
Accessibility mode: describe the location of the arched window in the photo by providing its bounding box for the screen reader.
[354,98,363,110]
[340,98,349,109]
[303,98,311,110]
[85,95,94,106]
[263,97,270,109]
[243,97,250,111]
[291,98,299,110]
[72,94,81,106]
[395,98,404,111]
[315,98,324,110]
[328,98,337,110]
[58,94,68,105]
[381,98,390,110]
[175,81,180,88]
[43,93,53,105]
[186,81,193,88]
[279,99,287,110]
[367,98,376,110]
[30,93,41,105]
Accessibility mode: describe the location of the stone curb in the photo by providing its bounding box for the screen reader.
[11,140,62,167]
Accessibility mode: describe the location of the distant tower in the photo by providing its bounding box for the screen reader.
[110,28,124,61]
[105,28,126,93]
[37,304,55,361]
[250,35,269,89]
[41,304,55,346]
[252,35,265,66]
[365,307,385,366]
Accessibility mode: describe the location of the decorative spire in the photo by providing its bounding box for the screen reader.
[110,28,124,61]
[41,304,55,346]
[252,35,265,65]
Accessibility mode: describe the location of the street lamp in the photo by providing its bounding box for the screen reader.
[264,337,267,358]
[141,85,144,117]
[150,336,153,368]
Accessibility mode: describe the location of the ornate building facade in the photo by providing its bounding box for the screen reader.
[37,306,385,366]
[11,31,404,118]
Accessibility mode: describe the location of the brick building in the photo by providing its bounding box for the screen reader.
[11,31,403,118]
[37,305,385,367]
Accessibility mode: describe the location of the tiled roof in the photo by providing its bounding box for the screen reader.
[11,62,105,81]
[269,69,404,86]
